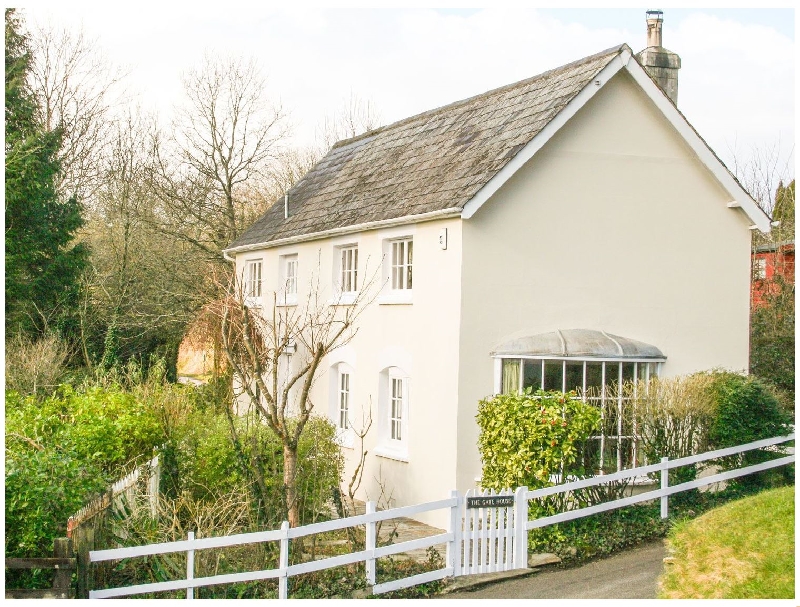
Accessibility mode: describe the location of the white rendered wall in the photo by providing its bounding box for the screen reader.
[456,70,753,491]
[234,218,463,528]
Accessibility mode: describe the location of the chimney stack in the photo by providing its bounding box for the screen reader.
[636,10,681,105]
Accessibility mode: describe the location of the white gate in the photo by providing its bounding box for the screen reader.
[460,486,527,575]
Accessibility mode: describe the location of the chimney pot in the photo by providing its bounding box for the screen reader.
[645,9,664,47]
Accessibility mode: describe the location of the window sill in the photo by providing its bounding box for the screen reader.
[377,291,413,306]
[276,298,297,307]
[328,292,358,307]
[373,445,409,463]
[244,299,262,309]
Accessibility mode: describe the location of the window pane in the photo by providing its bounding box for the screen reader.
[502,359,520,394]
[604,362,620,387]
[622,362,635,383]
[565,361,584,394]
[339,372,350,430]
[407,241,413,289]
[523,360,542,392]
[390,377,403,440]
[543,360,563,391]
[585,362,603,392]
[353,247,358,290]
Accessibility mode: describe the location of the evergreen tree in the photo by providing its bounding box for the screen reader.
[772,179,795,240]
[5,9,88,338]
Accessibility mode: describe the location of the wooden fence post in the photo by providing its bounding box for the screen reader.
[52,538,73,598]
[513,486,528,569]
[365,502,376,586]
[660,457,669,519]
[279,521,290,599]
[74,522,93,599]
[186,531,195,599]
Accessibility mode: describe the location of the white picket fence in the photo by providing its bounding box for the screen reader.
[88,434,793,599]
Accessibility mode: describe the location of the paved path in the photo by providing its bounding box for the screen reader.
[438,540,667,600]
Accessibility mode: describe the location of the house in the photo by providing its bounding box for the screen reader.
[224,13,770,526]
[752,239,795,307]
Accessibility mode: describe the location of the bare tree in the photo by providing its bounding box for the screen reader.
[728,137,794,217]
[82,109,208,368]
[316,92,382,153]
[28,20,125,203]
[152,54,288,259]
[220,257,379,528]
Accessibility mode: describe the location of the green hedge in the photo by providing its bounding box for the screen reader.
[476,389,600,490]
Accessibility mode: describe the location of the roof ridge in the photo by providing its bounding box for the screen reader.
[328,43,630,152]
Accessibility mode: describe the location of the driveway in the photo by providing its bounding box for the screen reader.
[438,540,667,600]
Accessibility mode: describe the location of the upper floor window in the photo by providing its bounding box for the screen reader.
[280,254,298,305]
[245,259,262,302]
[339,245,358,293]
[391,238,413,290]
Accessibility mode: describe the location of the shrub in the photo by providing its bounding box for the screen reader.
[476,389,600,490]
[750,275,794,399]
[5,384,167,561]
[706,372,792,490]
[4,332,70,397]
[707,372,791,448]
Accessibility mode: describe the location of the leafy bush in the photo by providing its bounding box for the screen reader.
[707,372,791,448]
[5,383,166,560]
[477,389,600,490]
[706,372,793,490]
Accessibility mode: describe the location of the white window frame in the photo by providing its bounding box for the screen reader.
[244,259,262,306]
[338,369,351,431]
[391,238,413,291]
[333,244,359,304]
[375,367,410,461]
[279,254,298,306]
[329,362,354,448]
[379,235,414,305]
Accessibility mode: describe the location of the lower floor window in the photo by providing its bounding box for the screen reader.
[375,366,410,459]
[499,357,662,473]
[339,371,350,430]
[390,377,404,440]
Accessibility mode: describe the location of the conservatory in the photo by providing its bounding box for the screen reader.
[491,329,666,472]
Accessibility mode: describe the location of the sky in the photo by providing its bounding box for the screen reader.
[20,5,796,185]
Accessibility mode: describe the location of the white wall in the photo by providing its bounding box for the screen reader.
[456,70,753,491]
[235,217,464,527]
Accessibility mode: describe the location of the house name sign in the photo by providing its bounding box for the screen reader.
[466,495,515,509]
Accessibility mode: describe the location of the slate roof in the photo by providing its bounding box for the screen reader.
[227,44,629,251]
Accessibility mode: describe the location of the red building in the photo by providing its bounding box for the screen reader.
[751,239,795,307]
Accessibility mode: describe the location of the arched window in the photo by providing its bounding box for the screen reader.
[374,366,410,461]
[492,329,666,473]
[329,361,355,448]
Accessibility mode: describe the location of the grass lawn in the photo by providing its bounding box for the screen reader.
[659,485,794,599]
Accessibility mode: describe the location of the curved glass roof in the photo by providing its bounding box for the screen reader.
[491,329,665,360]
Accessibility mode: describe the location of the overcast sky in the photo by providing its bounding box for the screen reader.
[21,5,795,183]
